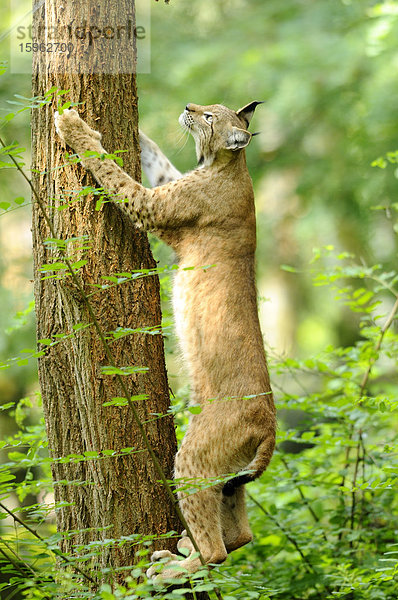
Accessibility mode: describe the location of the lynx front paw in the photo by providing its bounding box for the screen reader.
[54,109,102,150]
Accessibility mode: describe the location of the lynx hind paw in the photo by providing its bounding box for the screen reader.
[146,546,205,585]
[54,109,101,145]
[151,550,178,562]
[146,550,181,582]
[147,558,199,585]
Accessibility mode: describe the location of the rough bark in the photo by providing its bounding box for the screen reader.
[31,0,180,584]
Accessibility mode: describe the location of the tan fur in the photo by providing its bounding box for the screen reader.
[55,102,276,582]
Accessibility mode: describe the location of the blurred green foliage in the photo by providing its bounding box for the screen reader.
[0,0,398,598]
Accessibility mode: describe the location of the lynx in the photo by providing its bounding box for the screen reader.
[55,102,276,582]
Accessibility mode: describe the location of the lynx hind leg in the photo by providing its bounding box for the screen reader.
[175,447,228,565]
[221,485,253,553]
[139,130,182,187]
[147,448,228,583]
[147,489,227,583]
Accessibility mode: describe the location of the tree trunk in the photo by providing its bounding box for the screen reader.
[31,0,180,586]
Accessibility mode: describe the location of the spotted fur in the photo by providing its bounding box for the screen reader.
[55,103,276,582]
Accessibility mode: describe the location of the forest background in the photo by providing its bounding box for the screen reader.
[0,0,398,599]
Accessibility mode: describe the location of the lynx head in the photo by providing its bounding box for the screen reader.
[179,101,262,167]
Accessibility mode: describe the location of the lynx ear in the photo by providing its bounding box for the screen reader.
[224,127,252,151]
[236,101,264,126]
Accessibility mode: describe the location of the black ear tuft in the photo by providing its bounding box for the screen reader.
[236,101,264,126]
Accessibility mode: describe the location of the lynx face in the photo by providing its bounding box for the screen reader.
[179,101,262,166]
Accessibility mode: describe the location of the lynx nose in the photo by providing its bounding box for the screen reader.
[185,103,194,112]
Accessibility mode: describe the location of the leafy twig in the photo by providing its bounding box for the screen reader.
[358,296,398,399]
[280,457,329,544]
[0,501,96,585]
[0,545,51,600]
[1,538,37,578]
[247,492,314,575]
[248,492,334,596]
[349,430,363,537]
[340,296,398,538]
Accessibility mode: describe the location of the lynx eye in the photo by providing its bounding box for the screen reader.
[203,112,213,124]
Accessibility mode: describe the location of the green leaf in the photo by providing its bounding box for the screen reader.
[8,451,26,461]
[72,259,87,270]
[103,394,148,407]
[83,451,100,458]
[103,397,129,407]
[0,472,16,483]
[40,262,68,272]
[280,264,298,273]
[72,322,90,331]
[58,101,72,114]
[0,402,14,411]
[101,365,149,376]
[371,156,387,169]
[3,112,15,123]
[192,584,216,592]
